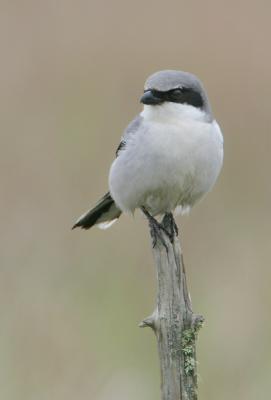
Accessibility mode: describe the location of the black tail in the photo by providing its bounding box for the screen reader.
[72,192,122,230]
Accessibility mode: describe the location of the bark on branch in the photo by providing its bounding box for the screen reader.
[140,214,204,400]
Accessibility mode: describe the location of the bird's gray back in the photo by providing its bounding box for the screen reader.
[123,115,143,140]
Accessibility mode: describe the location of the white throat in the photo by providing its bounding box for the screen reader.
[141,102,209,124]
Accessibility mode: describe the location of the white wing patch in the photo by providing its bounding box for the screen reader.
[98,219,118,230]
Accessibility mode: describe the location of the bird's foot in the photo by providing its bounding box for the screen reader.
[141,207,169,251]
[150,220,169,251]
[161,212,178,243]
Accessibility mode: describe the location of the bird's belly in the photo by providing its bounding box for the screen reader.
[109,120,223,215]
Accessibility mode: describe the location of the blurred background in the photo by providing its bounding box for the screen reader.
[1,1,270,399]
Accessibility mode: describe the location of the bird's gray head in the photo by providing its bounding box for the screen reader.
[141,70,212,119]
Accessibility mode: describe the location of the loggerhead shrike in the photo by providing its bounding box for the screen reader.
[73,70,223,239]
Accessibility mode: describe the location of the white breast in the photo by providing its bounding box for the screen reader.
[109,103,223,215]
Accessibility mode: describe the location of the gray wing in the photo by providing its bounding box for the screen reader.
[116,115,143,156]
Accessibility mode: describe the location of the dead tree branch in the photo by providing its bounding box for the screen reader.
[140,213,204,400]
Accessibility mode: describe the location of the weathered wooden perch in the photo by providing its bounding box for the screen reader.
[140,213,204,400]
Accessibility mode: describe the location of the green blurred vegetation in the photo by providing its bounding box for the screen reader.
[1,1,271,399]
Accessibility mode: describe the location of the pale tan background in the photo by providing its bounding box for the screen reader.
[1,1,271,399]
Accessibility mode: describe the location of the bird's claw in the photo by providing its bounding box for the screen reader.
[161,212,178,243]
[149,219,169,252]
[141,208,179,250]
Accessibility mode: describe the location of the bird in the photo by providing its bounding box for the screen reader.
[72,70,223,241]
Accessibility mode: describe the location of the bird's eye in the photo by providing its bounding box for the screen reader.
[170,88,183,99]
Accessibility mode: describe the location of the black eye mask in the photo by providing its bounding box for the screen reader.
[147,88,204,108]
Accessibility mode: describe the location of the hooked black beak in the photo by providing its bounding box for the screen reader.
[140,90,163,105]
